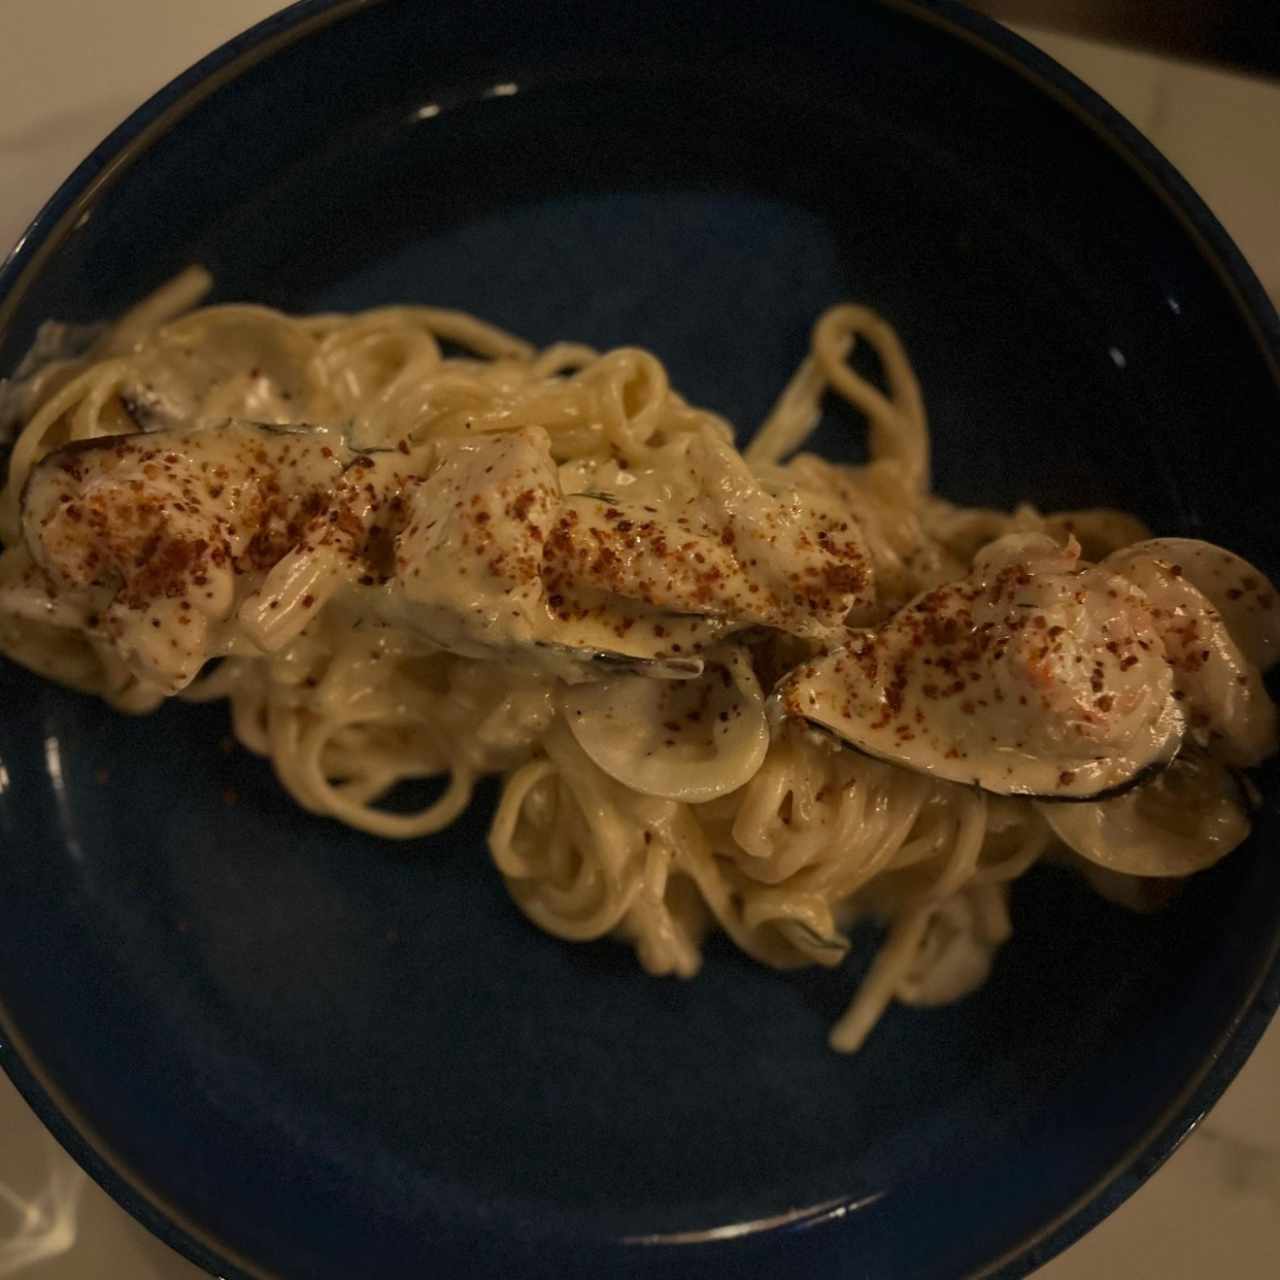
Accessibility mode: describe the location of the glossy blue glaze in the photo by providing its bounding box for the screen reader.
[0,2,1277,1277]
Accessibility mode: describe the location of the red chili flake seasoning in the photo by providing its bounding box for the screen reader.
[1058,770,1076,787]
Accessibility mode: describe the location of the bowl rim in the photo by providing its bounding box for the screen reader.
[0,1,1278,1277]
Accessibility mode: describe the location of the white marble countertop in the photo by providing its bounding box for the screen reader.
[1,4,1278,1277]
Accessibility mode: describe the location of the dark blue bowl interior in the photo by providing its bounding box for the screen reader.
[1,2,1278,1278]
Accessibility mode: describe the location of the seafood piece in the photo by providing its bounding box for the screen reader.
[773,534,1185,799]
[1107,538,1280,672]
[559,645,768,802]
[1038,749,1250,877]
[19,419,358,691]
[1104,541,1276,767]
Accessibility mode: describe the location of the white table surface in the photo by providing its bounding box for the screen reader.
[1,5,1278,1277]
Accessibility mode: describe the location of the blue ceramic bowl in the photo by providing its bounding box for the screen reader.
[1,2,1278,1277]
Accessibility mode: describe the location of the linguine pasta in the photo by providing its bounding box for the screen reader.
[1,267,1274,1053]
